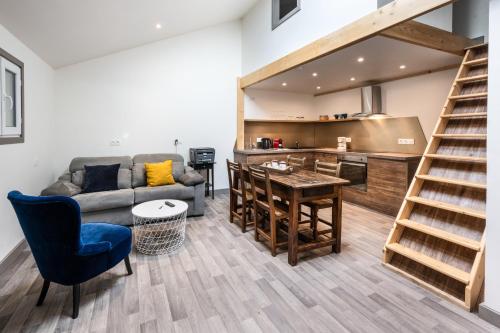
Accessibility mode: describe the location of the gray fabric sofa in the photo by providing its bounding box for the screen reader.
[41,154,205,225]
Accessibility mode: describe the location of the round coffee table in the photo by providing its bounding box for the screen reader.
[132,200,188,255]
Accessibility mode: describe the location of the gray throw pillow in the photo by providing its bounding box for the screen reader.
[179,172,205,186]
[41,181,82,197]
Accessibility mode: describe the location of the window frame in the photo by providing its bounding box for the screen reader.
[0,47,24,145]
[272,0,301,30]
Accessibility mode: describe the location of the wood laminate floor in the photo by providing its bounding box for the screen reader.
[0,193,498,333]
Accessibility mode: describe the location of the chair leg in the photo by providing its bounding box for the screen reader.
[254,208,260,241]
[72,284,80,319]
[124,255,133,275]
[270,217,277,257]
[229,192,235,223]
[241,200,247,233]
[312,207,319,240]
[36,279,50,306]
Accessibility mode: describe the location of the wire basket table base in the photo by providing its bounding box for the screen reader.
[134,210,187,255]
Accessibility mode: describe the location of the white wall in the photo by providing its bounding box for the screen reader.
[242,0,376,74]
[0,24,55,261]
[453,0,489,40]
[314,69,456,139]
[54,21,241,190]
[378,0,453,31]
[244,89,315,120]
[484,0,500,315]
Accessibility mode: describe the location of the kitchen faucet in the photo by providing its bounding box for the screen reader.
[295,140,300,149]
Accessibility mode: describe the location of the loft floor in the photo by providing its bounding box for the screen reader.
[0,193,497,333]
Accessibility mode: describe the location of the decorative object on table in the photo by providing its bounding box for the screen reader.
[340,113,348,119]
[132,199,188,255]
[260,161,294,174]
[7,191,133,319]
[319,115,329,121]
[144,160,175,186]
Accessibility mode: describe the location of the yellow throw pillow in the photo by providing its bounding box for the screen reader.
[144,160,175,187]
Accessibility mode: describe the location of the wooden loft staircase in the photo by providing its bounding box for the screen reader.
[383,44,488,311]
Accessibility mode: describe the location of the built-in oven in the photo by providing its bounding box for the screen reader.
[338,153,368,192]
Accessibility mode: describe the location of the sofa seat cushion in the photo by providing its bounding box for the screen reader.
[134,184,194,204]
[73,189,134,213]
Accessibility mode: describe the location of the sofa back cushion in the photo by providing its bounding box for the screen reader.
[69,156,133,189]
[132,154,184,188]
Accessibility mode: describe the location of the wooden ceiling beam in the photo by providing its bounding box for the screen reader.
[240,0,457,89]
[379,20,476,56]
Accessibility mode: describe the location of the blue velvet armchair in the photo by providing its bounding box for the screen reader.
[7,191,133,319]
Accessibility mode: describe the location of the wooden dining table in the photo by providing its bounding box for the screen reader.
[241,166,349,266]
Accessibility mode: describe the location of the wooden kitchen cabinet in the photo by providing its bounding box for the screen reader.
[343,157,419,216]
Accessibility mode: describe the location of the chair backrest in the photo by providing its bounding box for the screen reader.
[226,159,247,195]
[248,166,275,212]
[7,191,83,281]
[287,155,306,168]
[314,160,342,177]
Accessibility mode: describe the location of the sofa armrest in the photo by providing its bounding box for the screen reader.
[41,180,82,197]
[179,171,205,186]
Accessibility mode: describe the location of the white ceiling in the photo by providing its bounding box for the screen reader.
[251,36,462,95]
[0,0,258,68]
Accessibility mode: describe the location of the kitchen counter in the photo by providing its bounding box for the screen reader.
[234,148,422,161]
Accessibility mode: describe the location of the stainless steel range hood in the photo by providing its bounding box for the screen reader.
[352,86,390,118]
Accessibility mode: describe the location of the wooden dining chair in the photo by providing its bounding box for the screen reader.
[226,159,254,233]
[286,155,306,168]
[248,166,289,256]
[301,160,342,240]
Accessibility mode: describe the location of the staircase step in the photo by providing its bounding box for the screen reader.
[464,57,488,66]
[415,174,486,190]
[385,243,470,284]
[406,196,486,219]
[441,112,487,119]
[449,92,488,101]
[456,74,488,83]
[424,154,487,164]
[396,219,481,251]
[433,134,487,139]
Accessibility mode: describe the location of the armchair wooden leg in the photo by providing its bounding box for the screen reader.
[124,255,133,275]
[36,279,50,306]
[72,284,80,319]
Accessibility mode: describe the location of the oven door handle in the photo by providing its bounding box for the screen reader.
[341,161,367,167]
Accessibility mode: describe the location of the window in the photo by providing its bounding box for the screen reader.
[272,0,301,30]
[0,47,23,144]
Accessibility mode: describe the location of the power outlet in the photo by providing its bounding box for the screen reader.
[110,139,121,146]
[345,137,352,143]
[398,138,415,145]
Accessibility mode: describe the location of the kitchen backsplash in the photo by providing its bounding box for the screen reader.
[244,116,427,154]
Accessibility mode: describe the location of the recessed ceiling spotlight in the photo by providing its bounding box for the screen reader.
[312,72,318,77]
[155,23,163,29]
[316,86,321,90]
[350,77,356,81]
[357,57,364,63]
[282,82,288,87]
[400,64,407,69]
